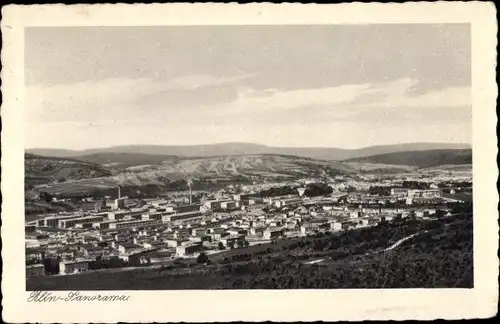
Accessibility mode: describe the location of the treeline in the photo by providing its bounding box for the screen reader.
[368,186,391,196]
[259,185,297,198]
[303,183,333,197]
[400,181,431,190]
[259,183,333,198]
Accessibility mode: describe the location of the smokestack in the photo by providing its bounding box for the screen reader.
[186,177,193,205]
[118,185,121,199]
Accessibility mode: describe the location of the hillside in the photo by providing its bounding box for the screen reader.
[74,152,182,169]
[25,153,114,189]
[26,142,471,161]
[348,142,471,159]
[344,149,472,168]
[26,154,357,197]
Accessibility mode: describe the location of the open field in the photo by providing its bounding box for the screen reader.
[420,164,473,172]
[345,162,417,172]
[25,154,113,189]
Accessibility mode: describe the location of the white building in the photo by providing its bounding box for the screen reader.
[59,259,90,275]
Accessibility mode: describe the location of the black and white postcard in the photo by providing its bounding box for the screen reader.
[1,2,498,322]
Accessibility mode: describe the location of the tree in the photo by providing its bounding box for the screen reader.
[39,191,53,203]
[346,186,357,193]
[218,242,226,250]
[196,252,209,264]
[227,241,235,249]
[304,183,333,197]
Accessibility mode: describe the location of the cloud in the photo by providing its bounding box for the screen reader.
[25,75,471,149]
[359,78,470,110]
[26,74,255,123]
[211,83,371,115]
[164,74,256,90]
[211,78,471,118]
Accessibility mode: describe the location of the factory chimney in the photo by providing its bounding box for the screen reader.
[118,185,121,199]
[187,179,193,204]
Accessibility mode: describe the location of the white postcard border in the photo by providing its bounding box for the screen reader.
[1,3,498,322]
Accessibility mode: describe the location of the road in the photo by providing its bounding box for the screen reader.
[305,228,435,265]
[382,231,426,252]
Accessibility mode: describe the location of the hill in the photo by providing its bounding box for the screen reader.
[74,152,182,169]
[26,154,357,197]
[344,149,472,168]
[26,142,471,161]
[25,153,114,189]
[347,142,471,159]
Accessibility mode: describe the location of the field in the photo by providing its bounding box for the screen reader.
[25,154,113,189]
[345,162,417,173]
[27,213,473,290]
[421,164,473,172]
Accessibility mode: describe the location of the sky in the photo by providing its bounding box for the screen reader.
[25,24,471,150]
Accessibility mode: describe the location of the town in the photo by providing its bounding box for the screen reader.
[25,170,472,278]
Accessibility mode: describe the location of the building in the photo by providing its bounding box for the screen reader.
[274,198,302,208]
[142,212,162,221]
[407,197,442,205]
[57,215,106,229]
[203,200,222,210]
[220,234,246,247]
[227,227,247,236]
[408,189,442,198]
[176,204,202,214]
[93,220,117,230]
[220,200,238,210]
[175,243,202,257]
[349,211,361,219]
[249,226,266,236]
[26,248,45,262]
[59,259,90,274]
[390,188,409,197]
[109,219,161,230]
[164,211,204,223]
[234,193,260,201]
[331,220,358,231]
[149,250,174,263]
[263,227,285,240]
[118,243,142,254]
[26,264,46,277]
[108,210,131,221]
[42,215,80,228]
[151,200,173,209]
[114,197,126,210]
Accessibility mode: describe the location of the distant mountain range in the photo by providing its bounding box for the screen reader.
[26,142,471,161]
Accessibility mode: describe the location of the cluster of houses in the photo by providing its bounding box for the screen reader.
[26,176,470,278]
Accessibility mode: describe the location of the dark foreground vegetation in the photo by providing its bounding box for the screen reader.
[27,213,473,290]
